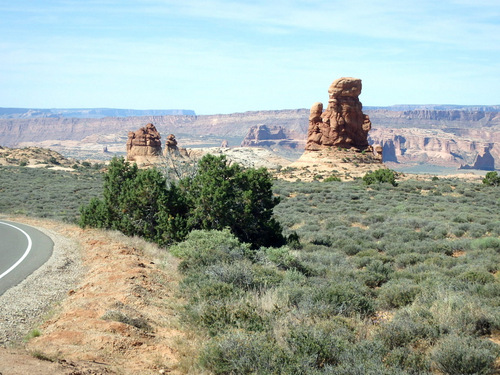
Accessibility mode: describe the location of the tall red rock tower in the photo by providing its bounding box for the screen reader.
[306,77,372,151]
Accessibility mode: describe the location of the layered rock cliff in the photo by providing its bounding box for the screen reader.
[240,124,304,150]
[1,106,500,170]
[369,128,500,169]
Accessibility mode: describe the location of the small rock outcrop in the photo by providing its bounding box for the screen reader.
[126,123,162,162]
[164,134,178,153]
[241,125,288,147]
[241,124,302,149]
[306,77,372,151]
[164,133,190,158]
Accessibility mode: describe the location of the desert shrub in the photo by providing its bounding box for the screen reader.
[363,169,397,186]
[0,166,103,221]
[191,298,267,335]
[323,175,341,182]
[330,340,409,375]
[394,252,425,268]
[285,321,353,369]
[412,289,498,336]
[363,260,394,288]
[170,229,251,273]
[385,347,431,375]
[482,171,500,186]
[200,330,284,374]
[166,177,500,374]
[307,282,375,318]
[257,246,311,275]
[472,237,500,251]
[377,279,421,309]
[459,269,496,285]
[431,335,500,375]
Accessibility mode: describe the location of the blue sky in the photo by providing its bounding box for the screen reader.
[1,0,499,114]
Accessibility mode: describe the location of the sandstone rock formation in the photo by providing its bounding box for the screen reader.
[460,145,496,170]
[164,134,178,153]
[163,133,190,159]
[369,128,500,169]
[241,124,301,149]
[126,123,162,162]
[306,77,372,151]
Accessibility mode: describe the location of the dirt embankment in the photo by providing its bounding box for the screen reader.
[0,218,196,375]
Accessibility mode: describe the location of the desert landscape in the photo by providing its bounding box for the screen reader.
[1,77,499,375]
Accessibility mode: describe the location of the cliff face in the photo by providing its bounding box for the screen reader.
[369,128,500,169]
[367,109,500,128]
[1,107,500,170]
[240,124,304,150]
[0,110,309,148]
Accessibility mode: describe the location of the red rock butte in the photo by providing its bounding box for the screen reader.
[306,77,372,151]
[126,123,162,163]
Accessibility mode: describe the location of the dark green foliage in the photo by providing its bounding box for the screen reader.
[363,169,398,186]
[180,154,285,248]
[482,171,500,186]
[79,155,284,248]
[323,175,341,182]
[79,157,189,245]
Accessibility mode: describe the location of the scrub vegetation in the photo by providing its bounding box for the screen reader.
[0,165,103,221]
[172,175,500,374]
[1,161,499,374]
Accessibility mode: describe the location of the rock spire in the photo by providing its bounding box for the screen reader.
[306,77,372,151]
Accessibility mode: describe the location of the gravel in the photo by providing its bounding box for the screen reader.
[0,225,83,346]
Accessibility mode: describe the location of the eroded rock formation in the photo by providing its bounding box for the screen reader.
[164,134,178,153]
[306,77,372,151]
[126,123,162,162]
[240,124,301,149]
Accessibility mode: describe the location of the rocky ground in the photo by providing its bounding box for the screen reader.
[0,217,197,375]
[0,146,75,169]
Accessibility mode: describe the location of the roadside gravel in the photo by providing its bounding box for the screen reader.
[0,218,83,346]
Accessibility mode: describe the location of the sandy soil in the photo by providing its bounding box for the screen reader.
[0,218,195,375]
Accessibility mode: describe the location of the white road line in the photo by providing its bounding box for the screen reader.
[0,221,33,280]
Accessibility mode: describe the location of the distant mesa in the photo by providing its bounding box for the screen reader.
[241,124,303,150]
[0,107,196,119]
[126,123,163,163]
[306,77,372,151]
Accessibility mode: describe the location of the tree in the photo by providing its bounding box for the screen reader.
[79,157,188,246]
[363,168,398,186]
[180,154,285,248]
[482,171,500,186]
[80,155,285,249]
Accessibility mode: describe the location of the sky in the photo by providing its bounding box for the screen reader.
[1,0,499,115]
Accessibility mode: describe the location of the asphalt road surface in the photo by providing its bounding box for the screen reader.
[0,220,53,296]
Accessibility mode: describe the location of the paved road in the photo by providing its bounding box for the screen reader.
[0,220,53,296]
